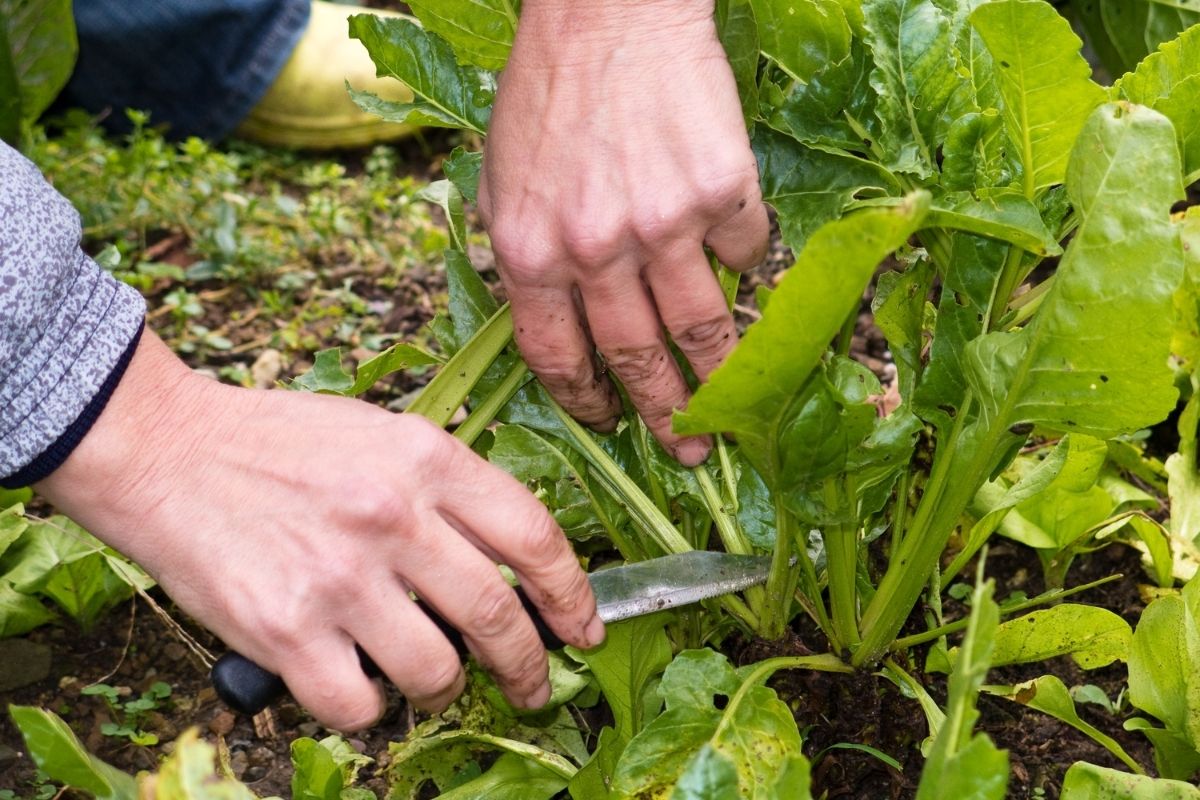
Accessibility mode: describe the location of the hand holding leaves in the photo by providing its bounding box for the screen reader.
[478,0,771,465]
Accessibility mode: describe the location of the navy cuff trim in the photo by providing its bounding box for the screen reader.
[1,322,145,489]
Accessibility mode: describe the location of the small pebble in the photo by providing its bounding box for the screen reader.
[163,642,188,661]
[229,750,249,779]
[298,721,322,738]
[209,710,236,736]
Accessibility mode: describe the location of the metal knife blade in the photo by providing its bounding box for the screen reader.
[590,551,772,622]
[211,550,772,715]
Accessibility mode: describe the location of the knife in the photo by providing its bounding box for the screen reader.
[211,551,771,715]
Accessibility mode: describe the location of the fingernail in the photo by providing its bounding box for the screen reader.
[524,681,551,709]
[585,614,606,648]
[674,437,711,467]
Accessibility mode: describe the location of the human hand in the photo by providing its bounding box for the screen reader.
[38,332,602,731]
[479,0,769,466]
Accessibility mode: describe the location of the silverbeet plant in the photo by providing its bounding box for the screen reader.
[299,0,1200,795]
[343,0,1200,662]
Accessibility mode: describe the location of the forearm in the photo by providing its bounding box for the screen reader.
[0,141,146,487]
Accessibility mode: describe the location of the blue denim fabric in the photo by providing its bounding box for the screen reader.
[60,0,311,140]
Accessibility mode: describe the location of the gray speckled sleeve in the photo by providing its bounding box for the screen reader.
[0,140,146,478]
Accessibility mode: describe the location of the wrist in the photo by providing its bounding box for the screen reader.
[514,0,716,59]
[36,330,222,533]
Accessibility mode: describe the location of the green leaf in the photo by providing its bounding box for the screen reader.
[986,675,1143,773]
[716,0,760,122]
[0,517,140,630]
[291,736,372,800]
[862,0,962,177]
[0,581,55,636]
[567,727,621,800]
[0,0,77,144]
[676,193,927,487]
[941,110,1007,192]
[1061,761,1200,800]
[612,650,806,800]
[1123,718,1200,781]
[348,15,494,134]
[987,605,1131,669]
[970,0,1106,194]
[444,147,482,203]
[1113,23,1200,178]
[1127,577,1200,750]
[926,191,1061,256]
[144,729,259,799]
[750,0,851,83]
[9,706,137,800]
[418,180,468,253]
[575,614,672,746]
[1070,0,1200,78]
[405,0,516,71]
[751,125,900,254]
[349,343,442,396]
[872,259,934,401]
[916,578,1007,800]
[671,745,742,800]
[437,752,567,800]
[964,103,1184,439]
[290,349,355,394]
[767,39,880,155]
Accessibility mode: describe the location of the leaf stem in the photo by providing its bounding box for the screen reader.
[408,304,513,425]
[453,362,528,445]
[823,482,861,648]
[549,403,692,555]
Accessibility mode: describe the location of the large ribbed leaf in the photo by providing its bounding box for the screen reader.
[717,0,761,122]
[752,125,899,253]
[348,14,495,134]
[750,0,852,83]
[1113,23,1200,176]
[405,0,517,71]
[964,103,1184,438]
[862,0,961,177]
[675,194,928,485]
[971,0,1106,194]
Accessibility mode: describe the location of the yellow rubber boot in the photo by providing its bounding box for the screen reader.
[234,0,415,149]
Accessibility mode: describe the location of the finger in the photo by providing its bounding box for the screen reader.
[506,278,621,432]
[646,250,739,382]
[346,588,469,713]
[400,530,554,709]
[431,443,602,651]
[281,635,387,732]
[704,192,770,273]
[579,267,712,466]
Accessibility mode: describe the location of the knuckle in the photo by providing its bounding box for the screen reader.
[407,655,463,703]
[340,478,414,532]
[560,218,625,268]
[328,693,384,733]
[506,647,550,694]
[469,584,523,640]
[605,344,674,391]
[523,350,598,395]
[489,225,556,276]
[676,315,736,366]
[512,510,568,569]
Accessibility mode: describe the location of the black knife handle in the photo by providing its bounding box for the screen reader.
[211,587,566,716]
